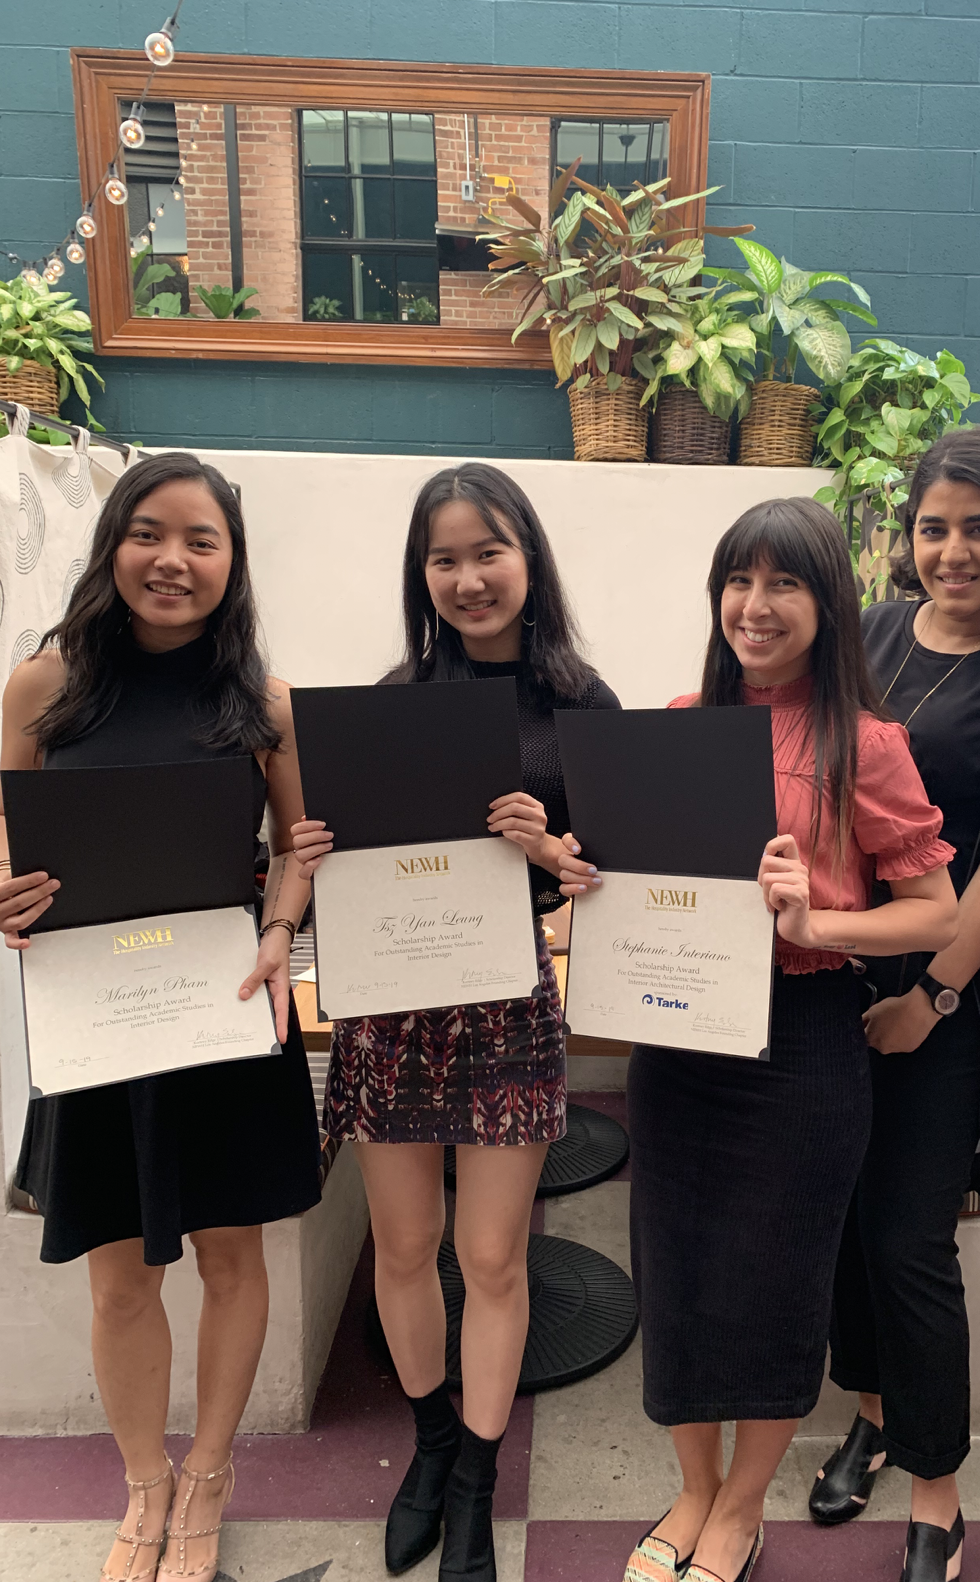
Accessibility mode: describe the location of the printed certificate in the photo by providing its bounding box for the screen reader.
[312,836,539,1020]
[565,872,774,1059]
[21,906,278,1096]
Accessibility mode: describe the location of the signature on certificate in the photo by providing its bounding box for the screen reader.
[191,1029,253,1048]
[693,1011,747,1038]
[461,968,518,988]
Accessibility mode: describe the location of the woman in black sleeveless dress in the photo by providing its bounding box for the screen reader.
[294,464,615,1582]
[1,453,321,1582]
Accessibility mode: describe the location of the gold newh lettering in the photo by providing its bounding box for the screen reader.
[646,889,697,910]
[395,854,451,878]
[112,926,174,954]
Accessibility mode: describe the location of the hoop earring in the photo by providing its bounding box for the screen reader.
[522,593,535,628]
[434,611,440,639]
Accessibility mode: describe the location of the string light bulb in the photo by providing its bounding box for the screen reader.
[120,105,146,149]
[20,267,42,287]
[155,204,165,216]
[144,24,175,66]
[45,252,65,280]
[147,220,156,232]
[172,186,183,201]
[105,165,128,206]
[76,209,98,240]
[66,236,86,265]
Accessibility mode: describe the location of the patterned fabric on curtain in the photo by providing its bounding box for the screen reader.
[0,405,133,692]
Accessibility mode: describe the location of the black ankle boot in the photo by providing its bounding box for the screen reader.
[385,1382,462,1575]
[438,1423,503,1582]
[808,1413,887,1526]
[901,1509,964,1582]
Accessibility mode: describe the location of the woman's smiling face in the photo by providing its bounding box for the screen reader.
[720,558,820,686]
[113,478,234,649]
[912,476,980,623]
[425,497,530,660]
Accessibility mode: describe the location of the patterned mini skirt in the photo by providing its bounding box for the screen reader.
[325,919,566,1146]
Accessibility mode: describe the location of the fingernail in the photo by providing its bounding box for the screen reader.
[578,884,587,892]
[592,876,602,885]
[588,865,597,874]
[572,843,581,854]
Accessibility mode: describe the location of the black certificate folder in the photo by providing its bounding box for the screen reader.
[555,707,776,1062]
[2,757,258,931]
[290,678,523,846]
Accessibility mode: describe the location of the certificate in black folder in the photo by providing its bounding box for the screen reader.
[291,679,539,1021]
[555,707,777,1059]
[2,758,277,1096]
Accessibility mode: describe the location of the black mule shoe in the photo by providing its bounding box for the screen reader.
[385,1384,462,1575]
[809,1414,887,1525]
[901,1509,964,1582]
[438,1424,502,1582]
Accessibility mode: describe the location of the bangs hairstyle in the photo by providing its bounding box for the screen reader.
[701,497,884,865]
[890,429,980,594]
[383,461,596,702]
[33,451,280,755]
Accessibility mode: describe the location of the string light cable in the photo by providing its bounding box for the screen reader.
[2,0,187,282]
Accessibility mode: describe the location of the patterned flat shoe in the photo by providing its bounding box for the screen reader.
[687,1525,763,1582]
[623,1514,695,1581]
[809,1413,887,1525]
[900,1509,964,1582]
[99,1458,174,1582]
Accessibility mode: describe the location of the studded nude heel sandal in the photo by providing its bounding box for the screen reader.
[100,1458,174,1582]
[157,1456,235,1582]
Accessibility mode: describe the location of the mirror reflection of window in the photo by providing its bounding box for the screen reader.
[120,100,190,315]
[300,109,439,323]
[552,117,669,191]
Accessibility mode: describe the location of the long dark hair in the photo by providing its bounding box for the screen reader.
[700,497,884,864]
[33,451,280,754]
[383,462,597,702]
[891,430,980,593]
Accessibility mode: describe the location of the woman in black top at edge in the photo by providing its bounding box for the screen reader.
[810,430,980,1582]
[293,463,617,1582]
[0,454,321,1582]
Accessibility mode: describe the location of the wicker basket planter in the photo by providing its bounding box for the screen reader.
[568,377,648,463]
[737,380,817,468]
[651,385,731,466]
[0,359,59,418]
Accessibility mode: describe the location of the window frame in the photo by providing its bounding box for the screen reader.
[71,50,711,368]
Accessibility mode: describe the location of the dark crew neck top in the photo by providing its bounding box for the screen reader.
[862,600,980,900]
[467,659,621,915]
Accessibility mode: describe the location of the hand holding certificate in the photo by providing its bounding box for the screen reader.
[2,758,278,1096]
[291,679,540,1021]
[556,706,777,1059]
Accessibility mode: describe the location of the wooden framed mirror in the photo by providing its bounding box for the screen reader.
[71,51,711,368]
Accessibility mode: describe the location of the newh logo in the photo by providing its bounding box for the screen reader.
[645,888,697,912]
[113,927,174,955]
[394,854,450,880]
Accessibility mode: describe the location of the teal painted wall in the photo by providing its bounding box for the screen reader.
[1,0,977,454]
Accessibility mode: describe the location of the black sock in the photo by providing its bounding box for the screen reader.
[407,1381,461,1454]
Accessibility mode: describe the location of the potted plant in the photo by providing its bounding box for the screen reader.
[637,288,756,465]
[812,339,977,601]
[482,163,748,461]
[705,239,877,466]
[0,274,103,417]
[194,283,260,320]
[132,245,183,318]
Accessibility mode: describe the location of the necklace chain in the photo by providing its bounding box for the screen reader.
[880,604,980,728]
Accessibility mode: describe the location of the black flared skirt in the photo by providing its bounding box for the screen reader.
[16,995,322,1266]
[629,966,872,1424]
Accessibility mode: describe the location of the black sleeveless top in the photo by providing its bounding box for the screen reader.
[17,631,321,1266]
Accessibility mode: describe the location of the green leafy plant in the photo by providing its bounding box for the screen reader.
[307,295,343,320]
[634,288,757,420]
[812,339,978,592]
[194,283,260,320]
[705,238,877,384]
[481,162,751,393]
[0,274,104,406]
[131,246,182,318]
[402,294,439,324]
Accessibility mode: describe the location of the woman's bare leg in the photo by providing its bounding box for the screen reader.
[452,1142,547,1438]
[859,1392,958,1527]
[648,1424,725,1562]
[354,1142,448,1396]
[692,1419,799,1580]
[88,1239,173,1577]
[160,1225,269,1577]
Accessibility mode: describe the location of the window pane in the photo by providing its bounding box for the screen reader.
[302,109,345,174]
[650,121,669,183]
[303,252,352,321]
[352,177,393,238]
[303,176,350,238]
[394,180,437,240]
[348,110,390,175]
[356,252,397,321]
[397,254,439,323]
[392,113,435,177]
[555,120,599,188]
[601,122,650,190]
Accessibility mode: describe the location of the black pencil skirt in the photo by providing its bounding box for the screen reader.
[629,966,872,1425]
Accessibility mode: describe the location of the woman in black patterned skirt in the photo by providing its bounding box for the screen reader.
[293,463,617,1581]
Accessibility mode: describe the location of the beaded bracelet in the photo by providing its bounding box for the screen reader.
[260,917,297,943]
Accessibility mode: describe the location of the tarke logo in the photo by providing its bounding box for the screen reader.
[112,927,174,955]
[642,993,690,1010]
[394,855,450,879]
[645,888,697,912]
